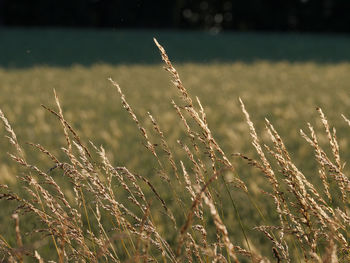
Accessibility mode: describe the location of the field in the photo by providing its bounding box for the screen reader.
[1,29,350,262]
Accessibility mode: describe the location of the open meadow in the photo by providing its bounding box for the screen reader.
[1,29,350,262]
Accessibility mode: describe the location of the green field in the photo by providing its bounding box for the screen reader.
[1,29,350,261]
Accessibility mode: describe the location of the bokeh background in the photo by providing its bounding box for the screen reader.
[1,0,350,67]
[2,0,350,32]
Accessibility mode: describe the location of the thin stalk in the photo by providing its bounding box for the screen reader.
[221,176,251,257]
[79,187,97,260]
[34,187,62,263]
[108,214,134,259]
[89,206,119,261]
[0,234,11,249]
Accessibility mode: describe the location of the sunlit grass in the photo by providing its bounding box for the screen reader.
[1,30,350,261]
[1,62,350,183]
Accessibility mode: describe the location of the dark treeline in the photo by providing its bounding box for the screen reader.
[1,0,350,32]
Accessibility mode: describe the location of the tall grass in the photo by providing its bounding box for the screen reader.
[0,39,349,262]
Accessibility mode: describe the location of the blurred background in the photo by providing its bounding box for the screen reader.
[1,1,350,261]
[1,0,350,32]
[1,0,350,68]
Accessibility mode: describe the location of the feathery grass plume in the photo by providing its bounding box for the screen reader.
[177,140,206,191]
[180,161,204,220]
[147,112,189,221]
[148,112,180,181]
[317,108,347,203]
[239,98,280,192]
[242,98,350,260]
[109,78,171,184]
[40,103,92,159]
[301,122,349,208]
[300,123,332,201]
[172,100,199,151]
[201,192,239,262]
[239,99,290,259]
[317,108,341,171]
[153,38,193,107]
[155,38,244,189]
[108,78,157,158]
[0,109,25,159]
[155,42,249,258]
[53,89,74,162]
[109,78,178,227]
